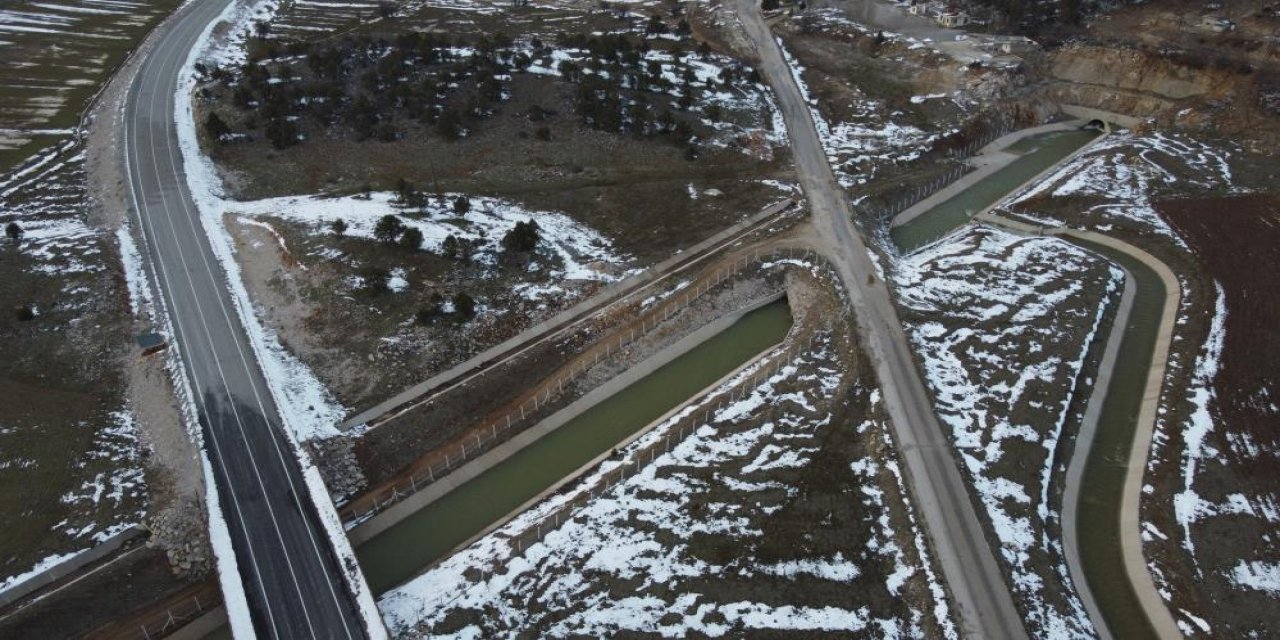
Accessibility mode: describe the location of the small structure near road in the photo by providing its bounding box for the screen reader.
[937,8,971,28]
[992,35,1038,54]
[136,332,168,356]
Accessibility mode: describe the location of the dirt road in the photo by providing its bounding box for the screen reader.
[732,1,1027,637]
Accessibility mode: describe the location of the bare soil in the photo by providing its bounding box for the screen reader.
[0,146,144,581]
[0,547,197,640]
[1154,193,1280,635]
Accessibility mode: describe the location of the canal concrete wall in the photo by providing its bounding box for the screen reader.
[415,308,801,579]
[977,212,1184,639]
[349,291,789,545]
[342,198,796,431]
[1063,265,1133,640]
[0,525,146,611]
[890,120,1088,230]
[341,244,799,526]
[1059,104,1145,129]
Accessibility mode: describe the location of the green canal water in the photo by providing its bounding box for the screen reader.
[890,129,1099,253]
[203,299,792,639]
[886,124,1162,638]
[356,298,794,594]
[1069,241,1163,640]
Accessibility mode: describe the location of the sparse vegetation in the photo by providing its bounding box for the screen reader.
[374,214,406,245]
[502,220,540,254]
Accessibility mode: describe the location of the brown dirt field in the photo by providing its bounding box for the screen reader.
[0,548,197,640]
[1155,193,1280,635]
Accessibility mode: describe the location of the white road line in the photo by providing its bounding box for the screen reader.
[155,10,357,633]
[122,52,284,640]
[138,17,321,638]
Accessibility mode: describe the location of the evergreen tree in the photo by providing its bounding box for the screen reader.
[453,291,476,320]
[374,214,406,244]
[399,227,424,250]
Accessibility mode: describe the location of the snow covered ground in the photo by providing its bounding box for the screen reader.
[777,37,938,189]
[1011,131,1237,244]
[0,141,150,595]
[380,328,954,638]
[892,226,1123,638]
[229,191,627,284]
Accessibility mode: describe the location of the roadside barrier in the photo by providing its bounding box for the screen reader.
[857,163,970,225]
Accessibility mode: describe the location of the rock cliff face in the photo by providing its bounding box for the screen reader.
[1038,43,1279,141]
[1047,44,1230,101]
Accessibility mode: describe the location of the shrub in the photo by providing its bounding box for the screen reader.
[502,220,540,253]
[5,222,21,241]
[374,214,406,244]
[453,291,476,320]
[453,196,471,215]
[204,112,232,141]
[360,266,391,294]
[399,227,424,250]
[330,218,348,236]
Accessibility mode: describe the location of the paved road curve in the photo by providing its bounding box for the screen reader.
[121,0,372,637]
[732,2,1028,637]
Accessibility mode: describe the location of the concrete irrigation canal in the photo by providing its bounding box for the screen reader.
[890,128,1099,253]
[355,298,794,595]
[1063,239,1166,640]
[889,118,1173,639]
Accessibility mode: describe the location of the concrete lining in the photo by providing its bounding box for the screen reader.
[889,119,1088,229]
[977,212,1184,639]
[0,525,146,611]
[384,309,794,591]
[1063,267,1134,640]
[349,292,789,545]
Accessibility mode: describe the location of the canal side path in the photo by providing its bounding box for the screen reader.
[733,0,1029,637]
[975,212,1184,640]
[890,119,1092,229]
[341,198,796,431]
[347,291,788,548]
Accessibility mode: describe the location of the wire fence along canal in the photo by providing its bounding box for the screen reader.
[340,247,821,529]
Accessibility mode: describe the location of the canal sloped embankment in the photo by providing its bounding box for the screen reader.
[890,126,1100,254]
[885,113,1179,639]
[343,246,851,595]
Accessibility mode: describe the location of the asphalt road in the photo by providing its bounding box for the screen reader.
[121,0,371,637]
[733,2,1028,637]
